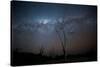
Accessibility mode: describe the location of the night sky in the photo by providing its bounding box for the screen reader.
[11,1,97,57]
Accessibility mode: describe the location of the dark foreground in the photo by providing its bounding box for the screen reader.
[11,51,97,66]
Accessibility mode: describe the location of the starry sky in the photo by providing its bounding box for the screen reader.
[11,1,97,57]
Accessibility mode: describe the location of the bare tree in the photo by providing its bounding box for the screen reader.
[54,15,89,60]
[55,17,69,61]
[39,45,44,55]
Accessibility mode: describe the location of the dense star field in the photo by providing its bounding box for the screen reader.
[11,1,97,66]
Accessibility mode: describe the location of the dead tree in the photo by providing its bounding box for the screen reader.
[55,17,69,60]
[39,45,44,55]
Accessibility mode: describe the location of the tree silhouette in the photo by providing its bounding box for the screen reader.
[39,45,44,55]
[54,15,84,60]
[55,17,69,61]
